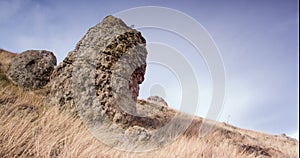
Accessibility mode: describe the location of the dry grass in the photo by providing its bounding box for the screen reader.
[0,50,298,157]
[0,79,236,158]
[0,78,298,158]
[0,49,16,75]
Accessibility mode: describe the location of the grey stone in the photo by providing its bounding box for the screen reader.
[124,125,151,141]
[147,96,168,108]
[48,15,164,129]
[7,50,56,89]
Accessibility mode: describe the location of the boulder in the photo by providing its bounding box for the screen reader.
[42,16,193,151]
[7,50,56,89]
[49,15,164,129]
[147,96,169,110]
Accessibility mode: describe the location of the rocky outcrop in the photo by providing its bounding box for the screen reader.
[47,16,193,151]
[7,50,56,89]
[49,16,167,129]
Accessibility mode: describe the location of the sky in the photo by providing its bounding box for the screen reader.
[0,0,298,139]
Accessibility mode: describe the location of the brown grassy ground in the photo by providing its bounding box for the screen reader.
[0,50,298,157]
[0,49,16,78]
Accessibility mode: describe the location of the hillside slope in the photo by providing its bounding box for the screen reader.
[0,49,298,158]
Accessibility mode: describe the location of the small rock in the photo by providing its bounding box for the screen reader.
[124,125,151,141]
[147,96,168,110]
[280,133,287,137]
[7,50,57,89]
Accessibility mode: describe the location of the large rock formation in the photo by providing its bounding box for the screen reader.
[49,16,168,129]
[48,16,193,151]
[7,50,56,89]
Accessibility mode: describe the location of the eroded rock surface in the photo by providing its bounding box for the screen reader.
[49,16,168,129]
[7,50,56,89]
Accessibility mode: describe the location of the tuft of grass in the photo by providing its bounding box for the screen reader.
[0,49,16,74]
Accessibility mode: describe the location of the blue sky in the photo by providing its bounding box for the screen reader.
[0,0,298,139]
